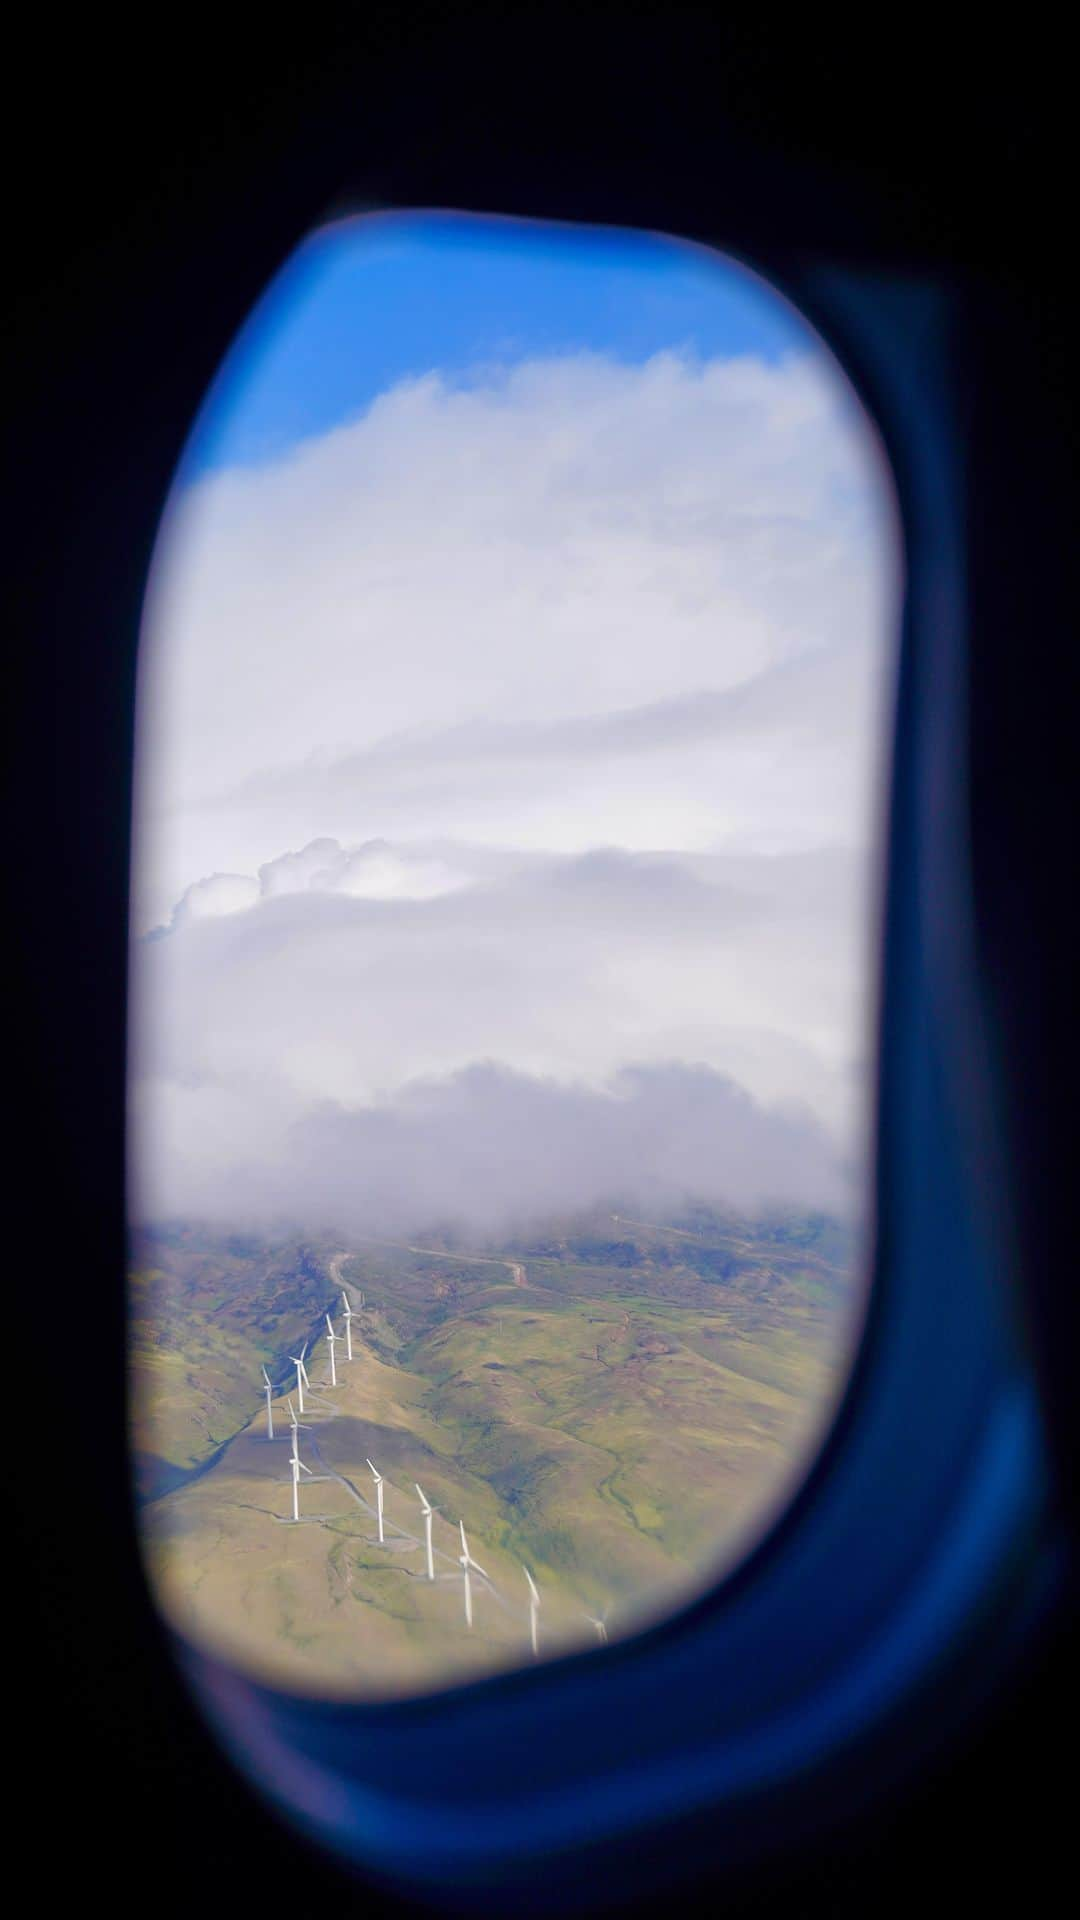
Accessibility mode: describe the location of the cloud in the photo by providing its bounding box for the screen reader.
[165,871,260,929]
[189,635,881,865]
[133,348,896,931]
[159,837,475,934]
[129,1059,850,1238]
[129,343,895,1232]
[130,835,872,1229]
[256,836,469,903]
[136,840,865,1106]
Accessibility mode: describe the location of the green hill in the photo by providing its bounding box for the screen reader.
[133,1209,862,1694]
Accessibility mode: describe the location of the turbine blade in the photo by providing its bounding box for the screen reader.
[523,1566,539,1602]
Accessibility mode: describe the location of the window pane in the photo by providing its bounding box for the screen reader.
[130,212,899,1694]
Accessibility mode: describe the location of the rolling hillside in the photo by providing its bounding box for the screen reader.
[133,1210,862,1694]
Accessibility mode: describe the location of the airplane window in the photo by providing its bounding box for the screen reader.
[129,211,900,1695]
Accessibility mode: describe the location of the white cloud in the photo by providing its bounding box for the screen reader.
[129,344,896,1231]
[130,836,874,1229]
[133,350,896,928]
[130,1059,850,1239]
[256,836,468,903]
[166,871,260,929]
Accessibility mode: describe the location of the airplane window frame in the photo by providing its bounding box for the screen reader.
[10,16,1073,1914]
[143,219,1054,1910]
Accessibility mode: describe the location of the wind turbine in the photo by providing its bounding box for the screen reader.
[260,1366,275,1439]
[324,1312,340,1387]
[341,1290,354,1361]
[585,1610,609,1644]
[288,1411,313,1480]
[458,1521,488,1630]
[286,1396,311,1445]
[289,1449,313,1521]
[366,1459,385,1544]
[523,1565,541,1657]
[289,1341,310,1413]
[416,1483,435,1580]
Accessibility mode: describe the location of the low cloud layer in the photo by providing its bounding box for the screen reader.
[130,1058,849,1239]
[131,835,869,1232]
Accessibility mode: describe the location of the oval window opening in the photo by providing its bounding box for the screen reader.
[129,211,900,1696]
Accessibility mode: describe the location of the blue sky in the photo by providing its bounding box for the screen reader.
[184,212,815,476]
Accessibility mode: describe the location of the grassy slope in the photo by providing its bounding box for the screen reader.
[129,1227,341,1499]
[138,1213,862,1694]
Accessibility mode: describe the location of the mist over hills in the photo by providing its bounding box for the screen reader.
[130,1056,854,1244]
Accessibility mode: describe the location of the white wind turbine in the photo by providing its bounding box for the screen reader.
[289,1448,313,1521]
[287,1396,311,1447]
[416,1483,435,1580]
[289,1341,311,1413]
[288,1408,315,1491]
[458,1521,488,1631]
[366,1459,385,1544]
[260,1366,275,1440]
[523,1565,541,1657]
[585,1609,609,1644]
[341,1290,354,1361]
[324,1313,340,1387]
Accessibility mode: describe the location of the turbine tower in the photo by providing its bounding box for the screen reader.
[585,1611,609,1644]
[289,1341,310,1413]
[523,1565,541,1657]
[324,1312,339,1387]
[260,1366,275,1440]
[341,1290,354,1361]
[366,1458,385,1543]
[458,1521,488,1630]
[416,1483,435,1580]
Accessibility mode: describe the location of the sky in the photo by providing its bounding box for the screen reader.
[180,215,811,475]
[129,212,898,1238]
